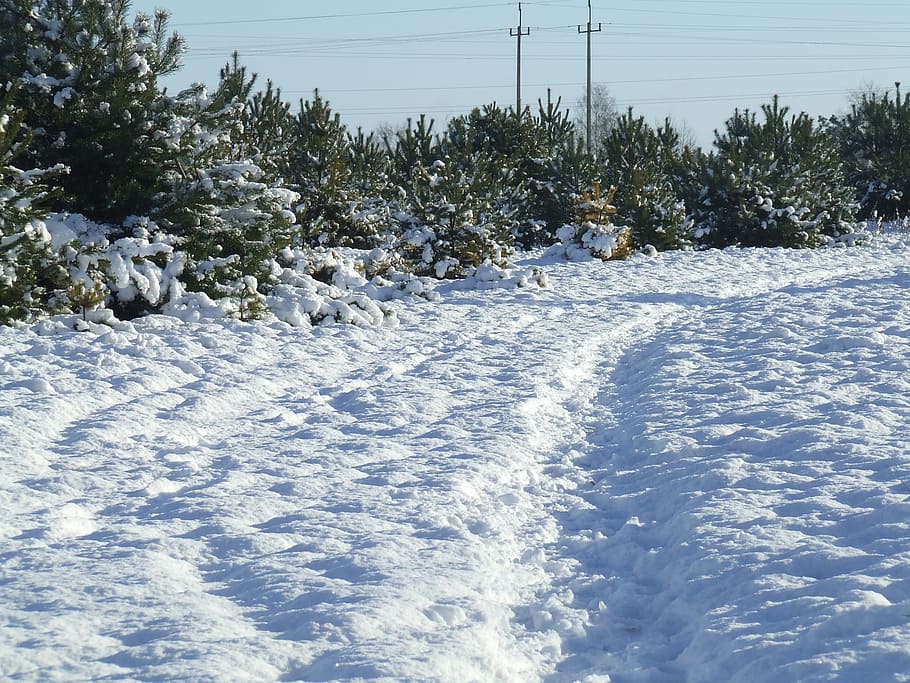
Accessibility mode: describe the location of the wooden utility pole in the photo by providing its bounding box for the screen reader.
[511,3,530,117]
[578,0,602,154]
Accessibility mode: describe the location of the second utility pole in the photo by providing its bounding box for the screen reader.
[578,0,602,154]
[511,3,530,117]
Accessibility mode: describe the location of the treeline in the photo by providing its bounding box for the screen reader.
[1,0,909,325]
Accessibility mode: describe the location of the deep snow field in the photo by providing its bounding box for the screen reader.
[3,235,910,682]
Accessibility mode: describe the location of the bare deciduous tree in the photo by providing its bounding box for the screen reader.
[574,83,619,151]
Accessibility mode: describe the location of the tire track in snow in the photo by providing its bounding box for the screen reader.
[1,320,351,681]
[6,241,910,681]
[166,303,586,681]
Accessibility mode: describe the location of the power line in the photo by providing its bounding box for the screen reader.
[145,0,910,143]
[329,87,874,117]
[633,0,908,5]
[284,65,910,97]
[178,3,514,27]
[178,23,910,57]
[606,31,910,50]
[604,6,871,25]
[183,41,910,59]
[624,87,852,107]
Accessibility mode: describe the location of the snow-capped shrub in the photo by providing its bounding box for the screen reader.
[0,217,69,323]
[550,183,632,261]
[2,209,186,324]
[155,158,298,297]
[269,247,398,326]
[447,262,550,291]
[44,213,184,318]
[554,221,633,261]
[276,245,437,303]
[229,275,267,322]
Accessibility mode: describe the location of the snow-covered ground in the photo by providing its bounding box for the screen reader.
[3,237,910,682]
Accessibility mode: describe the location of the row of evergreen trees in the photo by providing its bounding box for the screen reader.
[2,0,908,324]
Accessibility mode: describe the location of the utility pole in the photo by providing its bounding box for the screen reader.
[578,0,602,154]
[510,3,530,117]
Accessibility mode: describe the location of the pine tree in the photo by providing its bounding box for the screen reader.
[383,114,438,198]
[517,93,597,248]
[213,54,297,186]
[0,85,68,323]
[380,108,524,276]
[348,128,389,199]
[695,97,856,248]
[826,87,910,221]
[601,109,691,250]
[150,59,298,301]
[623,168,691,251]
[2,0,184,223]
[286,90,361,246]
[346,128,393,248]
[393,157,513,278]
[381,115,439,247]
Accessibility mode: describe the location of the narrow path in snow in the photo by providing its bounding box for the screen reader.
[527,261,910,682]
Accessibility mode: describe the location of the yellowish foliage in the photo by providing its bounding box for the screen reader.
[68,278,106,320]
[574,182,618,225]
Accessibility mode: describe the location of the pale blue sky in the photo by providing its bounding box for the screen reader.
[131,0,910,147]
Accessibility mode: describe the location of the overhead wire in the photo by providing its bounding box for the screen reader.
[177,3,515,27]
[156,0,909,134]
[292,65,910,96]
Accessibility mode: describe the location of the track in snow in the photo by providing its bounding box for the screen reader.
[3,240,910,682]
[531,264,910,683]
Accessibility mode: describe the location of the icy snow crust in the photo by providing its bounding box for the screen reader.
[4,239,910,681]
